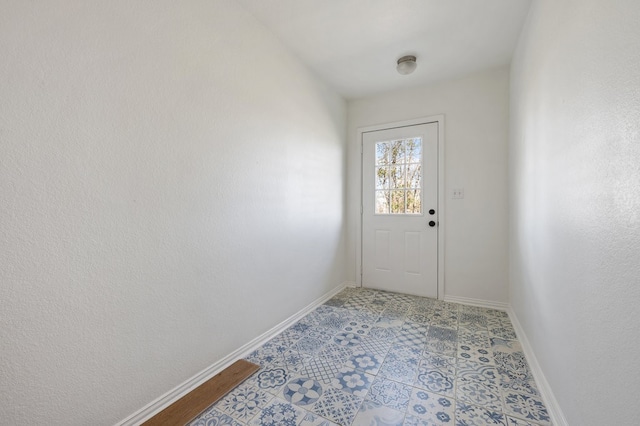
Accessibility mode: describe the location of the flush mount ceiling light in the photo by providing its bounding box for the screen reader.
[396,55,417,75]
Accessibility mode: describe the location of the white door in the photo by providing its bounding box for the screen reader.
[362,122,438,298]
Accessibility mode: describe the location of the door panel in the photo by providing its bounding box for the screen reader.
[362,122,438,298]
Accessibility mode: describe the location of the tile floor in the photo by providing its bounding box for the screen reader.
[189,288,551,426]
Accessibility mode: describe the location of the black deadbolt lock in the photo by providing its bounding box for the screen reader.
[429,209,435,215]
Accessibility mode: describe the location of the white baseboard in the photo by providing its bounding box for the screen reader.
[507,307,568,426]
[443,295,509,311]
[344,280,357,288]
[115,282,347,426]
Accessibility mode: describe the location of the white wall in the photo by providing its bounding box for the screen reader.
[0,1,346,424]
[510,1,640,424]
[347,67,510,304]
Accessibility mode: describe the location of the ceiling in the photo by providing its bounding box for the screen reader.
[237,0,532,99]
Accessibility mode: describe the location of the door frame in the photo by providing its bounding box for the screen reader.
[356,115,445,300]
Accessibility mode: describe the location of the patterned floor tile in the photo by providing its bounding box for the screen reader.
[456,360,500,385]
[406,313,430,324]
[396,326,428,349]
[367,377,413,411]
[490,338,523,355]
[331,366,374,397]
[217,383,272,422]
[457,344,495,365]
[246,345,282,367]
[247,365,292,395]
[414,366,456,397]
[345,349,384,374]
[456,376,503,411]
[421,352,457,376]
[459,313,488,327]
[317,343,353,366]
[458,330,491,348]
[304,328,335,343]
[249,397,307,426]
[358,336,393,357]
[298,411,339,426]
[318,313,350,331]
[493,352,531,374]
[368,326,399,341]
[281,349,313,373]
[323,298,346,308]
[311,387,363,425]
[301,356,342,385]
[488,325,518,340]
[428,326,458,342]
[506,416,543,426]
[375,316,405,328]
[425,339,458,357]
[455,402,507,426]
[406,388,455,425]
[188,408,244,426]
[294,337,327,355]
[333,332,363,348]
[352,399,405,425]
[342,319,373,336]
[282,376,325,407]
[379,357,419,384]
[497,367,539,397]
[502,392,551,426]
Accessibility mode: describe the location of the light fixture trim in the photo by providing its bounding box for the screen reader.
[396,55,417,75]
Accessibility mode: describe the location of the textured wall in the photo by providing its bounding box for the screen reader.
[347,67,510,303]
[509,1,640,424]
[0,1,346,424]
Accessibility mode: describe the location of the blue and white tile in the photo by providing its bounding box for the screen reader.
[311,387,363,425]
[459,313,488,327]
[457,344,495,366]
[280,349,313,373]
[381,308,407,320]
[456,376,503,412]
[490,338,523,355]
[248,397,306,426]
[294,337,327,355]
[424,339,457,357]
[350,310,380,325]
[488,325,517,341]
[388,344,422,363]
[379,358,418,385]
[507,416,544,426]
[351,399,405,426]
[298,411,339,426]
[458,330,491,349]
[217,383,272,422]
[502,392,551,426]
[281,376,325,407]
[301,356,342,385]
[246,346,282,367]
[395,326,428,349]
[304,328,335,343]
[333,332,363,348]
[455,402,507,426]
[420,352,457,376]
[345,349,384,374]
[290,321,315,335]
[331,365,374,397]
[375,316,405,329]
[414,366,456,398]
[323,298,346,309]
[341,319,373,336]
[367,377,412,411]
[319,313,350,330]
[406,388,455,425]
[188,408,244,426]
[317,343,353,364]
[496,367,539,397]
[247,365,291,395]
[368,326,399,341]
[493,352,531,375]
[280,327,307,343]
[456,360,499,385]
[358,336,393,357]
[407,313,430,325]
[428,326,458,343]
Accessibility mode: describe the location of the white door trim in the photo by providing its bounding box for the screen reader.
[356,115,445,300]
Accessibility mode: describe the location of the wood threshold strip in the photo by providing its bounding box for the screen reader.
[142,359,260,426]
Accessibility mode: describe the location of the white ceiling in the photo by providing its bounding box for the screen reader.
[237,0,532,99]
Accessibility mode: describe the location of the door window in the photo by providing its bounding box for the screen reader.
[374,138,422,214]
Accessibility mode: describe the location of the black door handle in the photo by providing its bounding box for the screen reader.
[429,221,436,227]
